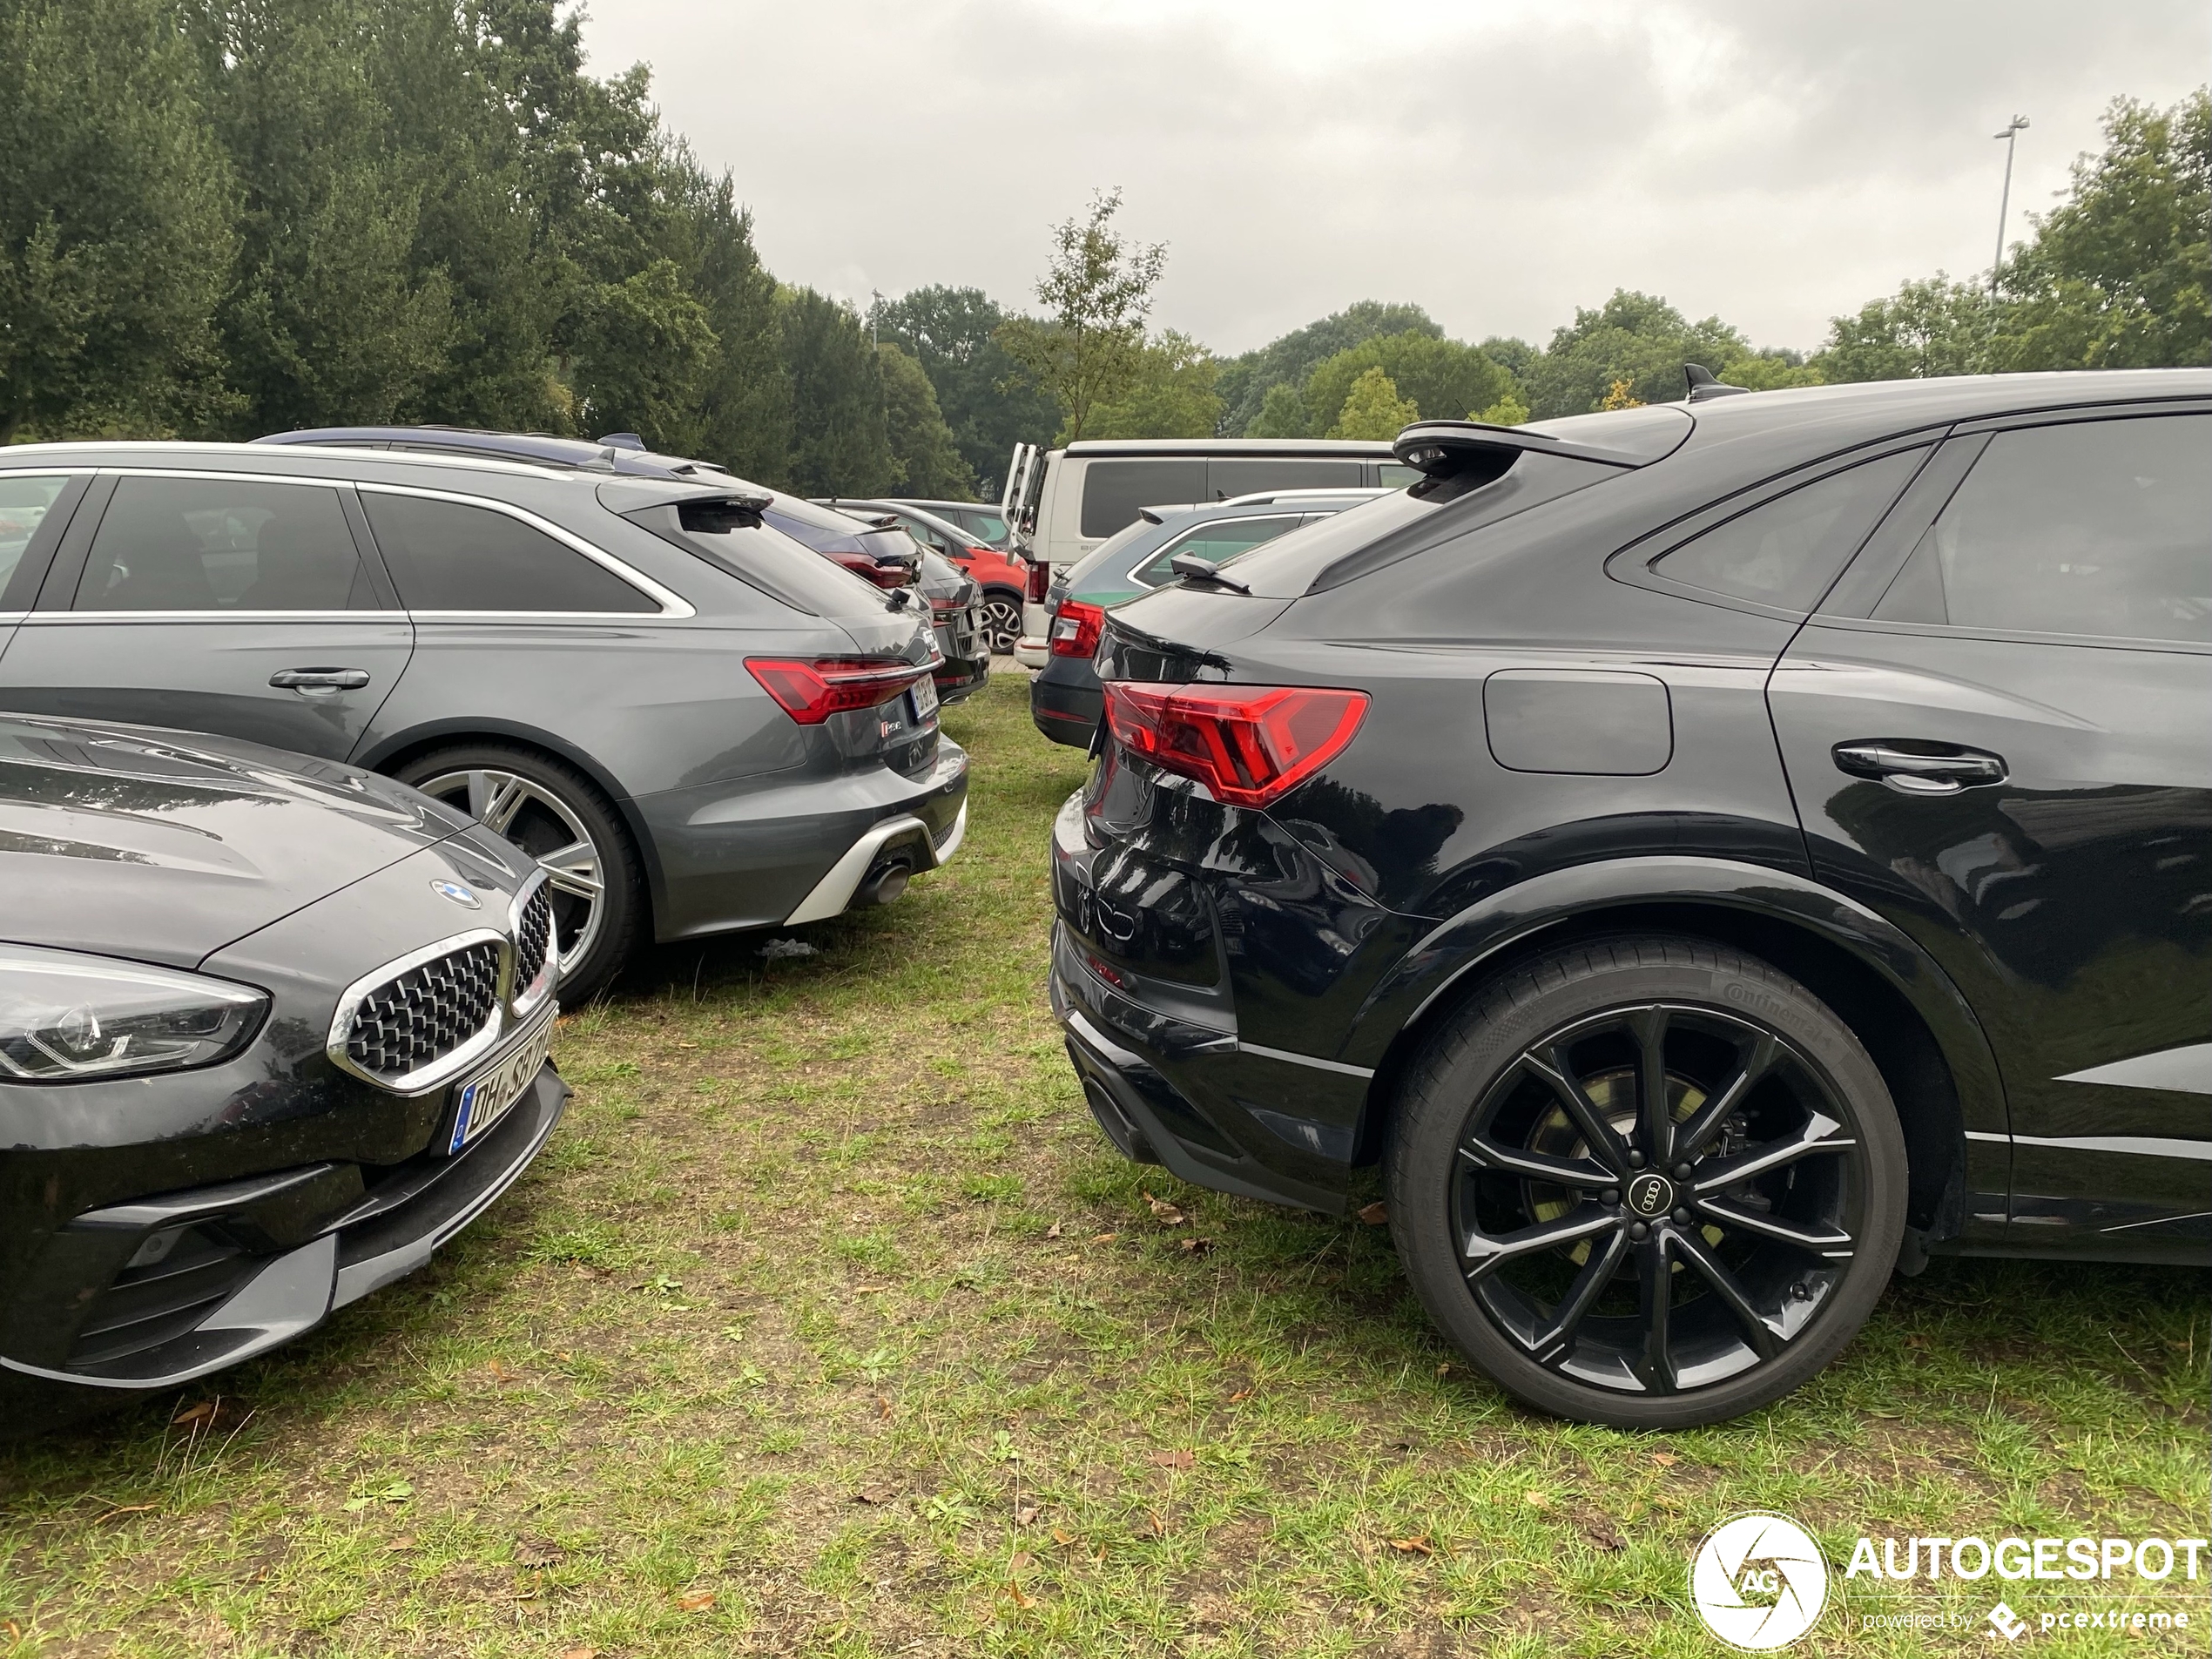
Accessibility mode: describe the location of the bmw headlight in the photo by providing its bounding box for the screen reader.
[0,946,267,1082]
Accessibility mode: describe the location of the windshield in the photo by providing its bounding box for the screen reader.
[1059,516,1168,590]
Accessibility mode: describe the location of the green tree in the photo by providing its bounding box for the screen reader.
[1303,331,1513,436]
[569,258,716,449]
[674,165,789,480]
[1244,381,1310,438]
[876,285,1057,493]
[1084,330,1221,439]
[1998,91,2210,369]
[0,0,235,441]
[1521,290,1753,417]
[1476,389,1531,426]
[876,342,975,498]
[779,286,892,497]
[1328,367,1419,440]
[995,188,1166,443]
[1215,300,1441,435]
[1814,274,1993,381]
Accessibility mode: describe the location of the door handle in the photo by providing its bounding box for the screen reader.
[1833,741,2006,795]
[269,667,371,692]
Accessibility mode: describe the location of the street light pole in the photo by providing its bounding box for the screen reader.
[1990,115,2029,297]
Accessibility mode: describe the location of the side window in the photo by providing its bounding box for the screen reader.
[362,492,658,613]
[1079,460,1208,538]
[1208,459,1365,500]
[1133,516,1305,586]
[1375,462,1422,489]
[0,475,71,595]
[1871,415,2212,644]
[1649,448,1925,612]
[78,477,371,611]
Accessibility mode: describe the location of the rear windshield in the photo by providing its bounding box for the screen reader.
[1061,517,1165,590]
[616,496,892,618]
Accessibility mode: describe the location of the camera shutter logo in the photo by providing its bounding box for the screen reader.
[1689,1512,1829,1650]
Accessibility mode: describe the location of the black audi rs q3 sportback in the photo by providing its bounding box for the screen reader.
[0,714,566,1432]
[1049,369,2211,1427]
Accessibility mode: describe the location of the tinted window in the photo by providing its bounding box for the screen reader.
[78,477,372,611]
[1134,516,1305,586]
[1652,448,1925,611]
[1377,463,1421,489]
[958,509,1010,543]
[1079,460,1208,537]
[362,492,658,613]
[1871,416,2212,644]
[1207,459,1365,501]
[761,499,867,552]
[0,475,70,593]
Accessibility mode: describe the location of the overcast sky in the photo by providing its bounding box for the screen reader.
[581,1,2209,358]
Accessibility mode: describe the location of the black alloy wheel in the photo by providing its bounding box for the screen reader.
[979,592,1024,655]
[1386,936,1906,1427]
[392,743,644,1004]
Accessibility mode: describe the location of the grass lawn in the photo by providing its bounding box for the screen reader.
[1,668,2204,1657]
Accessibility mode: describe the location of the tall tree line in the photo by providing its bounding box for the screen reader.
[0,0,976,498]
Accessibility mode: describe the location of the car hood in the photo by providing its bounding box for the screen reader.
[0,716,475,969]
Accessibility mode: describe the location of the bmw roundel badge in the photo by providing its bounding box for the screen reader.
[430,879,481,908]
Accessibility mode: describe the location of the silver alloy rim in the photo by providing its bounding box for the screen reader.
[981,597,1022,654]
[417,768,606,975]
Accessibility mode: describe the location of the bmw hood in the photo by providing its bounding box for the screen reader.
[0,716,480,968]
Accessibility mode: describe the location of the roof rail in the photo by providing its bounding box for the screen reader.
[1391,420,1647,479]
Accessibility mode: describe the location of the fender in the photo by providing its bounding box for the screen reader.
[1345,853,2009,1142]
[350,716,669,934]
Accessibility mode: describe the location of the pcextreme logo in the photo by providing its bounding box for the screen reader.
[1690,1513,1830,1650]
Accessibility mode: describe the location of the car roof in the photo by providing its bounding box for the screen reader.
[0,437,576,482]
[1060,437,1397,457]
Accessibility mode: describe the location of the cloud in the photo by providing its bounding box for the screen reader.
[583,0,2208,353]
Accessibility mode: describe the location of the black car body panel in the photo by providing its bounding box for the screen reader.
[1052,372,2212,1272]
[0,716,568,1412]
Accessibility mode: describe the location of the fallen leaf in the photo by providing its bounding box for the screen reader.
[1585,1523,1627,1553]
[1388,1534,1433,1555]
[1147,1448,1196,1470]
[1145,1512,1168,1538]
[1009,1550,1036,1571]
[853,1486,894,1505]
[677,1041,697,1049]
[1434,1363,1452,1378]
[1522,1489,1553,1509]
[1226,1387,1254,1404]
[516,1534,565,1569]
[876,1394,894,1420]
[1357,1200,1389,1225]
[1090,1231,1117,1244]
[1651,1452,1679,1467]
[388,1534,416,1551]
[1004,1581,1035,1609]
[559,1649,598,1659]
[677,1588,717,1613]
[488,1359,519,1384]
[1142,1190,1186,1225]
[97,1502,158,1521]
[1014,1503,1041,1525]
[1044,1222,1063,1240]
[172,1400,219,1428]
[1178,1237,1211,1255]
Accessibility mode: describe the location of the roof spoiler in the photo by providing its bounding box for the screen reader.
[1683,362,1751,402]
[1392,420,1648,479]
[600,480,772,520]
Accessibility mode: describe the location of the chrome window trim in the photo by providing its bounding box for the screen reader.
[327,927,510,1096]
[19,610,410,624]
[357,481,695,617]
[507,867,560,1017]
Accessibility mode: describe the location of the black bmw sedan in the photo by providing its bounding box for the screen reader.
[1049,369,2210,1427]
[0,713,565,1431]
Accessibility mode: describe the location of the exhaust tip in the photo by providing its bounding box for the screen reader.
[857,857,913,907]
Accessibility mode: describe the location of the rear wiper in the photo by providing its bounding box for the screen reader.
[1169,552,1249,592]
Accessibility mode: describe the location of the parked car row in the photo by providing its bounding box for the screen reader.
[1046,369,2212,1427]
[0,432,974,1427]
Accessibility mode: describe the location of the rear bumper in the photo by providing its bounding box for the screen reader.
[1030,666,1102,746]
[0,1062,567,1393]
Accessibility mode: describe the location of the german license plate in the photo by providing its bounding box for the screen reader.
[908,674,940,721]
[445,1004,556,1154]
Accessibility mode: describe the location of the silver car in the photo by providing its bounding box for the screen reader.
[0,444,969,998]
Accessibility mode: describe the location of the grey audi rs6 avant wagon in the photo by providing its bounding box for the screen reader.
[0,443,969,999]
[1052,368,2211,1427]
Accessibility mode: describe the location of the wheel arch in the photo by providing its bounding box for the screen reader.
[351,718,665,934]
[1351,858,2001,1240]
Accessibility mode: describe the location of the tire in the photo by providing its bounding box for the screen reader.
[1384,934,1906,1428]
[391,744,643,1004]
[980,590,1024,655]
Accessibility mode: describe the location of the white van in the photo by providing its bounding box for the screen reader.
[1001,438,1418,663]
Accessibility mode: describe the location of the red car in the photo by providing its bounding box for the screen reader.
[816,498,1030,654]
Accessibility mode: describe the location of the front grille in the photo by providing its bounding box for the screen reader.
[345,941,500,1079]
[513,884,553,995]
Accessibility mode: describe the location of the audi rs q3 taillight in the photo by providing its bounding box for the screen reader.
[745,657,927,724]
[1102,682,1370,808]
[1049,599,1105,658]
[826,550,912,590]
